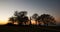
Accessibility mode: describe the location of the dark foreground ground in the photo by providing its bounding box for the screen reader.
[0,25,60,32]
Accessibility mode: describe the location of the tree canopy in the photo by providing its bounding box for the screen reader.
[37,14,56,26]
[8,11,56,26]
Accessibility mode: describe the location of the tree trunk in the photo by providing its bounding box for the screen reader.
[30,17,31,25]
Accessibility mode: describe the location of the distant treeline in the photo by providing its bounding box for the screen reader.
[6,11,56,26]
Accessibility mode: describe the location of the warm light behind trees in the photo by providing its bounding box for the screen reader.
[7,11,56,26]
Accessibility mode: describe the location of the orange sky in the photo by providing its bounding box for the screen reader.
[0,20,8,25]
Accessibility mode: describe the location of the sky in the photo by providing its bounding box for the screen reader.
[0,0,60,24]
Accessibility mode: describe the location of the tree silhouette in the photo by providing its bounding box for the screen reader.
[31,13,39,25]
[29,17,31,25]
[8,11,29,26]
[6,17,15,26]
[8,10,56,26]
[9,17,14,24]
[14,11,29,25]
[9,17,17,24]
[37,14,56,26]
[32,13,39,20]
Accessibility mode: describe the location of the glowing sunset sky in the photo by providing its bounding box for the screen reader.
[0,0,60,24]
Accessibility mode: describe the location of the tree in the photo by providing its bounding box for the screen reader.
[14,11,29,25]
[31,13,39,25]
[29,17,32,25]
[6,17,16,26]
[9,17,15,24]
[37,14,56,26]
[14,11,18,16]
[32,13,39,20]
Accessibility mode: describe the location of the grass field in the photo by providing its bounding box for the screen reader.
[0,25,60,32]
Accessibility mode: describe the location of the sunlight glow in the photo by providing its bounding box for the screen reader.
[0,17,8,25]
[14,22,18,25]
[0,20,8,25]
[31,20,36,25]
